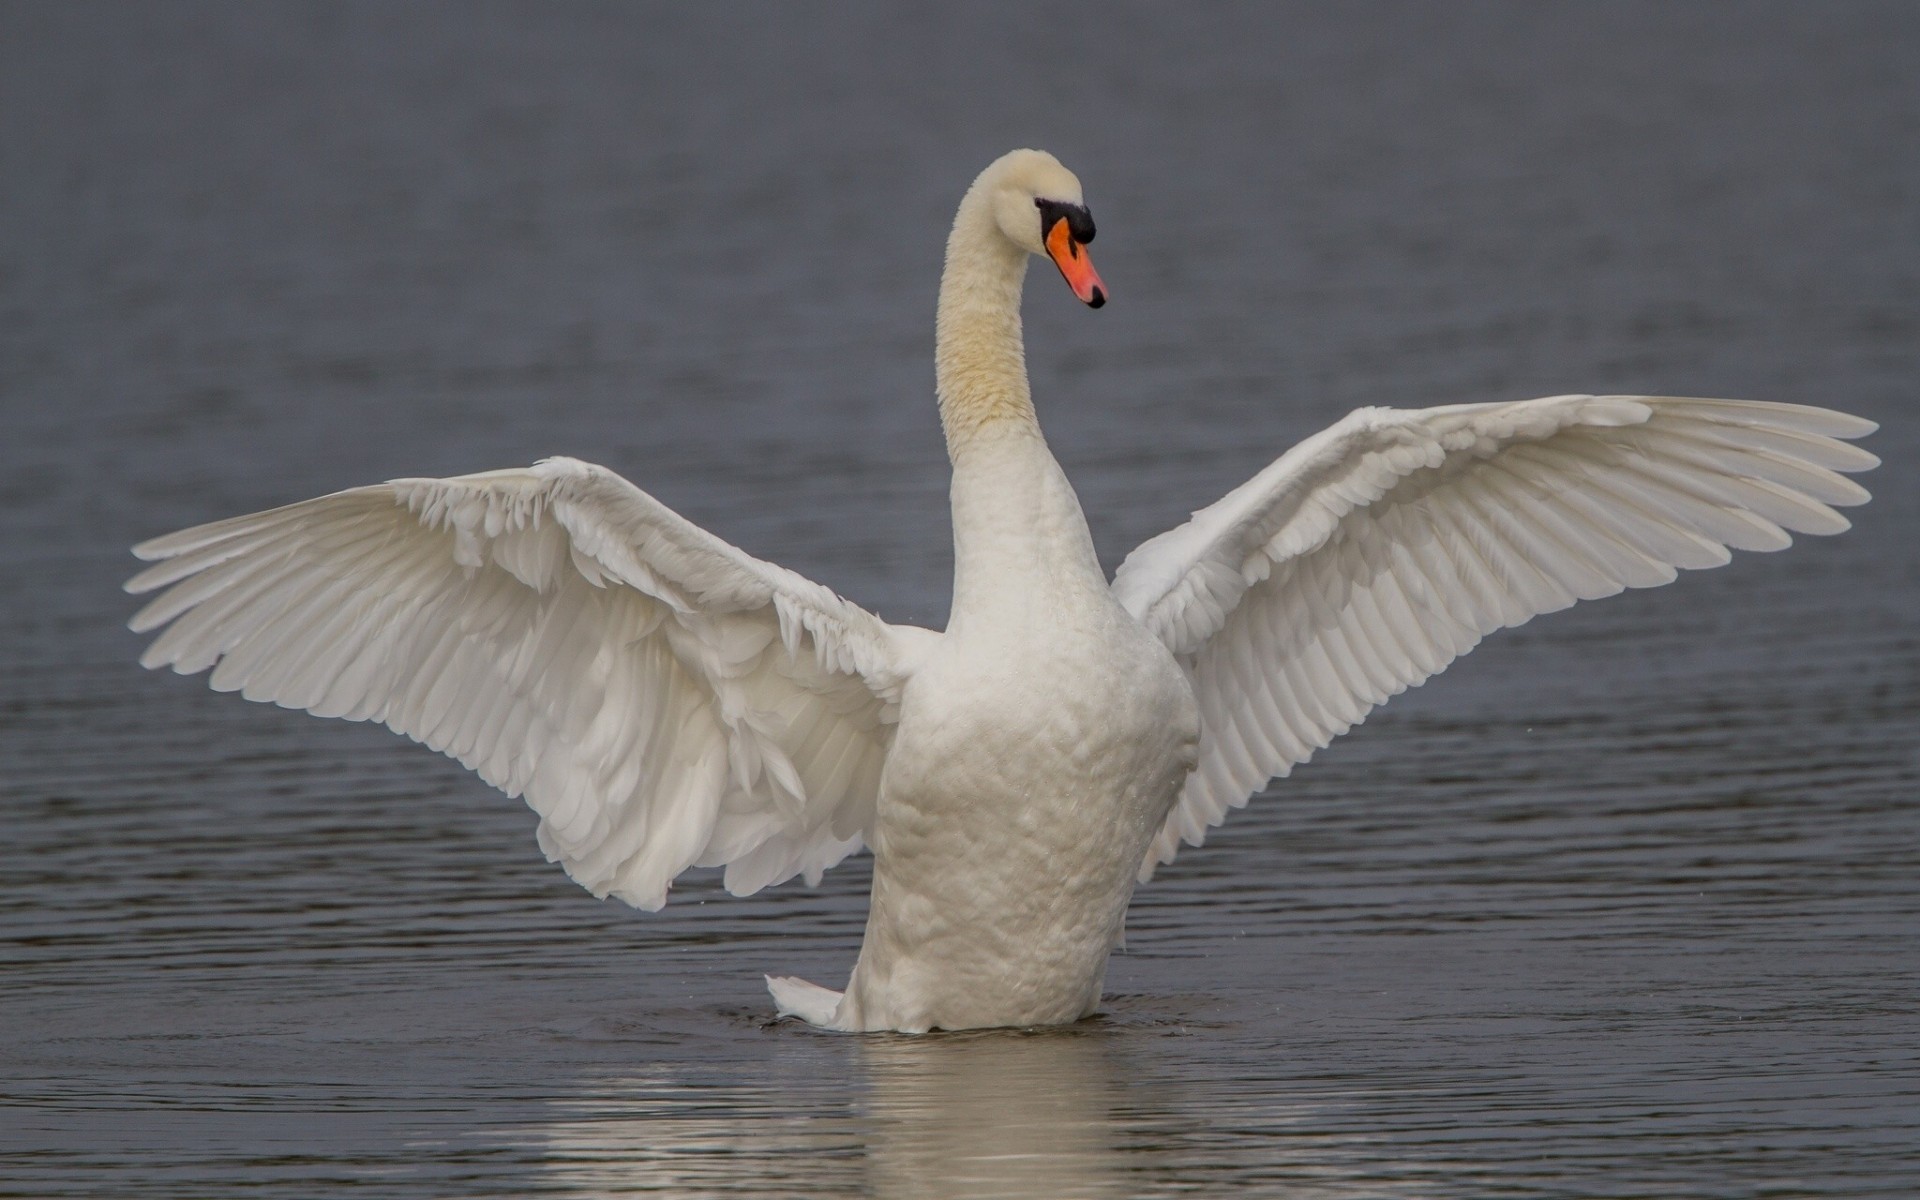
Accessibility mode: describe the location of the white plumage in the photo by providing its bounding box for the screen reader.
[128,150,1876,1032]
[129,458,913,909]
[1115,395,1877,875]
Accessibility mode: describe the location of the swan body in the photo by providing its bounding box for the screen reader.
[127,150,1877,1033]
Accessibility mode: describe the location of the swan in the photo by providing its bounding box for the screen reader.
[126,149,1877,1033]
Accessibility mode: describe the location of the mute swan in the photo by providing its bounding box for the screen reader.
[127,149,1877,1033]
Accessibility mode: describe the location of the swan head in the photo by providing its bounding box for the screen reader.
[985,149,1106,308]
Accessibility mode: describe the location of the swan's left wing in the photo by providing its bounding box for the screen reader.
[1113,396,1878,880]
[127,456,926,909]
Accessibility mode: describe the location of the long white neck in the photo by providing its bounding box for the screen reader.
[935,178,1038,456]
[934,168,1105,629]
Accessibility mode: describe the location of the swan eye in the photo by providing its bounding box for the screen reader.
[1036,198,1096,245]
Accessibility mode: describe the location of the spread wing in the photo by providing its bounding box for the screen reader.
[1112,396,1878,880]
[127,456,928,909]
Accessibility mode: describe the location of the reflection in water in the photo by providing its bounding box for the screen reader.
[858,1030,1130,1200]
[528,1027,1406,1200]
[531,1069,865,1198]
[530,1031,1141,1199]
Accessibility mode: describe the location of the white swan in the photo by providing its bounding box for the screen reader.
[126,149,1878,1033]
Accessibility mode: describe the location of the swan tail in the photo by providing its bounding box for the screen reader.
[766,974,846,1028]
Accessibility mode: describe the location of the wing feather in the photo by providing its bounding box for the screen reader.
[129,456,920,910]
[1117,396,1876,879]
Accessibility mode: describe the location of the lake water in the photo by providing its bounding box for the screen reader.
[3,3,1916,1196]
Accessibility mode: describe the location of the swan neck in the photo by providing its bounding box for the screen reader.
[935,192,1036,458]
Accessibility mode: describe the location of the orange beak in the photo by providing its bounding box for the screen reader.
[1046,217,1106,308]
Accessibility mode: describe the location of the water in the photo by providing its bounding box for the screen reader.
[3,2,1917,1195]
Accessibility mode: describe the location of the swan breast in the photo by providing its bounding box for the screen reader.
[879,601,1198,899]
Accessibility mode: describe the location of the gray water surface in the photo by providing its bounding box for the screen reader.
[4,3,1917,1196]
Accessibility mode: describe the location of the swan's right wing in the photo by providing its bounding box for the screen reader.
[1113,396,1878,879]
[128,456,930,909]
